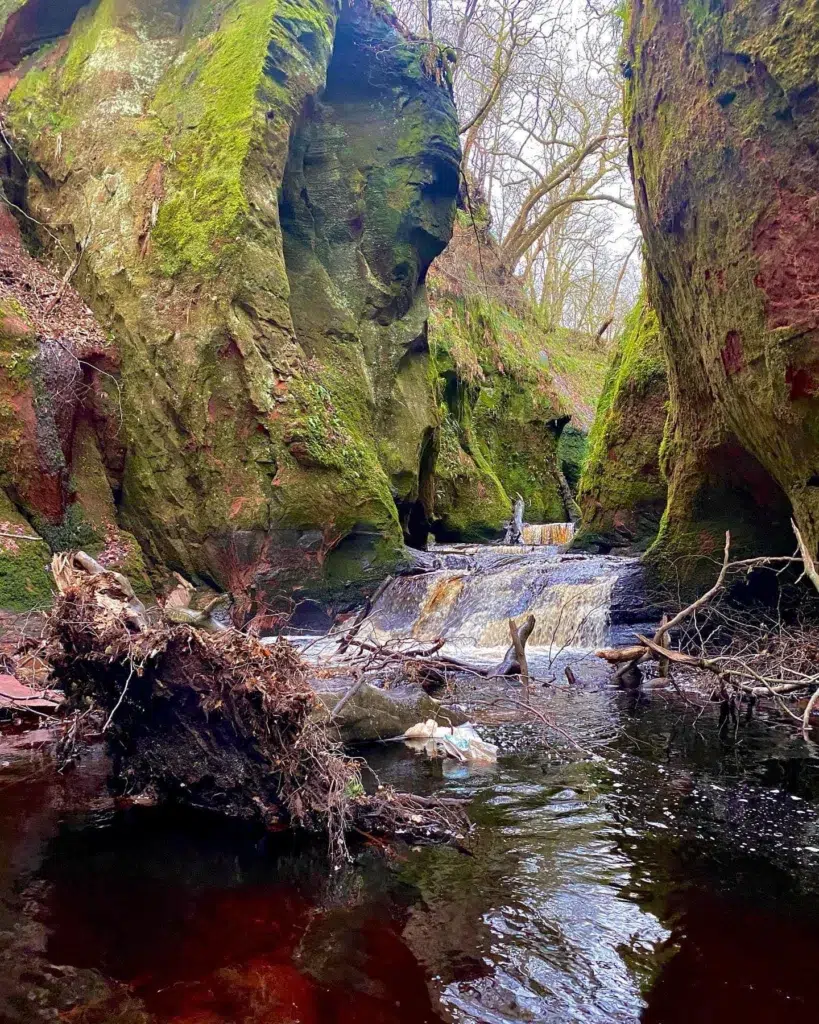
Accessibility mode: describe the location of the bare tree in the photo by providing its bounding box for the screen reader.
[395,0,637,332]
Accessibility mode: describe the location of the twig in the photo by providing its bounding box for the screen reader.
[802,687,819,739]
[338,575,393,653]
[50,338,124,431]
[43,238,86,316]
[103,664,136,732]
[654,531,732,645]
[328,671,365,722]
[0,695,58,720]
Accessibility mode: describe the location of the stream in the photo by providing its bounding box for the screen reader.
[2,537,819,1022]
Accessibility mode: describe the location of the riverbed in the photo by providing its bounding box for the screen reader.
[2,544,819,1022]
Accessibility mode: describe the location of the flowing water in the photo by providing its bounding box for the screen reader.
[306,531,627,667]
[2,540,819,1023]
[520,523,576,546]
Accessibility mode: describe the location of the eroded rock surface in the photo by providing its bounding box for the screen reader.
[624,0,819,582]
[576,297,667,553]
[0,0,460,608]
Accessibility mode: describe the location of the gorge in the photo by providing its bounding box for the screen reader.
[1,1,819,1022]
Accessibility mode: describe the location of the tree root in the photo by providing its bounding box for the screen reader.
[42,564,469,860]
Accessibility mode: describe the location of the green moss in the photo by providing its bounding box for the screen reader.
[0,540,52,611]
[31,503,102,553]
[429,292,571,536]
[151,0,280,276]
[558,426,588,491]
[623,0,819,584]
[0,492,52,611]
[575,297,669,551]
[0,299,36,383]
[151,0,334,277]
[107,532,153,597]
[60,0,117,86]
[1,0,459,607]
[0,0,24,23]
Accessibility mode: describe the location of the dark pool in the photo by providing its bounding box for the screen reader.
[2,686,819,1023]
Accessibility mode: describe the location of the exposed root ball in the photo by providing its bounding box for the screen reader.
[43,574,468,858]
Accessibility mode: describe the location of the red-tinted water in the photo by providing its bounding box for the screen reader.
[3,687,819,1024]
[43,865,442,1024]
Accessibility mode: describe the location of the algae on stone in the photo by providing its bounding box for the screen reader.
[576,297,668,552]
[3,0,460,606]
[0,489,51,611]
[625,0,819,586]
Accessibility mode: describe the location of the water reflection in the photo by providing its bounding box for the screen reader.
[3,678,819,1021]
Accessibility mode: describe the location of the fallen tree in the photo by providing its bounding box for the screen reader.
[42,555,468,859]
[595,523,819,734]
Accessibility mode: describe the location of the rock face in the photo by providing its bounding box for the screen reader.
[424,216,581,541]
[429,291,570,540]
[576,297,668,553]
[625,0,819,581]
[0,0,459,608]
[0,171,149,602]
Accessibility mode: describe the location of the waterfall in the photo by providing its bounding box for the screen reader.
[521,522,575,546]
[526,579,615,649]
[363,547,618,654]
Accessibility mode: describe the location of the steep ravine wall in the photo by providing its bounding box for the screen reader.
[428,290,570,541]
[423,214,597,542]
[576,296,668,553]
[0,0,460,609]
[624,0,819,583]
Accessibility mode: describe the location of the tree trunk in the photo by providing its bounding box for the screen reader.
[505,494,525,544]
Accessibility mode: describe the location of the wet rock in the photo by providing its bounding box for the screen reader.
[315,683,464,745]
[288,599,333,634]
[624,0,819,589]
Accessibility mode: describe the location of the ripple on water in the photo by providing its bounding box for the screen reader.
[4,546,819,1021]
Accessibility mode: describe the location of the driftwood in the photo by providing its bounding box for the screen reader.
[803,687,819,739]
[557,469,581,524]
[42,557,469,859]
[504,494,525,545]
[497,613,535,682]
[793,518,819,594]
[596,528,819,722]
[52,551,148,631]
[164,594,230,633]
[595,645,646,663]
[328,671,366,721]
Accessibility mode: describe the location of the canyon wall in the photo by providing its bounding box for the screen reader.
[595,0,819,585]
[0,0,460,609]
[576,296,667,553]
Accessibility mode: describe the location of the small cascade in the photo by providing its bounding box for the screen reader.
[527,579,615,649]
[363,546,622,655]
[521,522,575,546]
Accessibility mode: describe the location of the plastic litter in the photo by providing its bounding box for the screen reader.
[402,720,498,763]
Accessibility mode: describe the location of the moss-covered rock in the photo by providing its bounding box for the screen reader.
[2,0,460,606]
[558,426,588,492]
[0,489,52,610]
[575,297,668,552]
[625,0,819,586]
[429,292,569,539]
